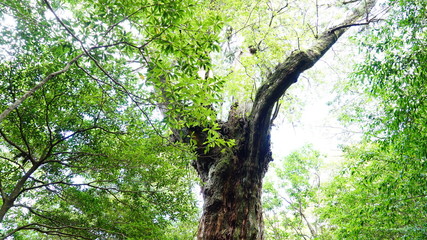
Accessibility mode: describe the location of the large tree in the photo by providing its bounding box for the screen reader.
[0,0,380,239]
[188,1,377,238]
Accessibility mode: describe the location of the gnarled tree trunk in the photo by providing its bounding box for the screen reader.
[194,111,272,239]
[193,1,377,239]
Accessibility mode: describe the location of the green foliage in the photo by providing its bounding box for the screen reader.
[0,0,210,238]
[319,142,427,239]
[319,0,427,239]
[0,57,198,238]
[263,144,323,239]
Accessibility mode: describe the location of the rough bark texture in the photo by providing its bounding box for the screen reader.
[193,109,271,240]
[194,1,376,239]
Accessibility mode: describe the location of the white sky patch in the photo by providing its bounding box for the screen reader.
[61,130,74,138]
[0,14,17,61]
[270,91,350,168]
[71,175,86,185]
[44,6,74,22]
[2,14,16,28]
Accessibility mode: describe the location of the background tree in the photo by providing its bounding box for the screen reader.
[319,0,427,238]
[0,0,206,238]
[263,145,323,239]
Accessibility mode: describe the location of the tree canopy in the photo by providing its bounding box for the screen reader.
[0,0,210,238]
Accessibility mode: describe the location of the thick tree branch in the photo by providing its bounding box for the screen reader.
[0,161,42,222]
[248,0,377,167]
[253,0,377,115]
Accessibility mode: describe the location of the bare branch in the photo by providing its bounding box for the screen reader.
[0,155,25,172]
[42,0,80,42]
[342,0,361,4]
[328,20,376,33]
